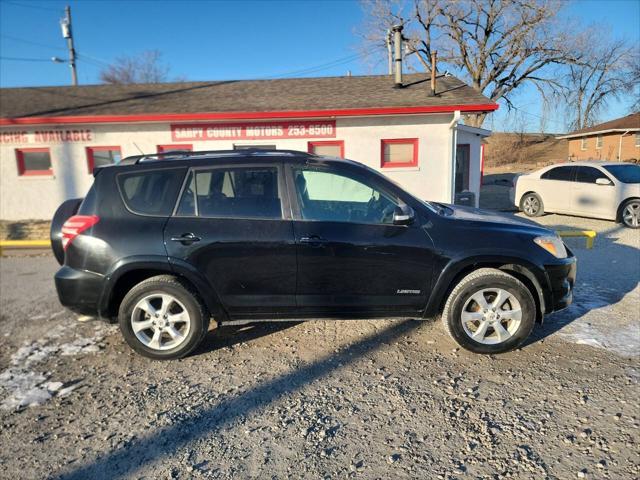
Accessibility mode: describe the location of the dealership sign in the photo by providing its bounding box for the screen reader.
[0,128,93,144]
[171,120,336,142]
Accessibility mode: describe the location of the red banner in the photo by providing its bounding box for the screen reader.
[171,120,336,142]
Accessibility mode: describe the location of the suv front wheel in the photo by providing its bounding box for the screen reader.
[118,275,209,360]
[442,268,536,354]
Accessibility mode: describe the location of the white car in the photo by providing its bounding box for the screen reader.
[510,162,640,228]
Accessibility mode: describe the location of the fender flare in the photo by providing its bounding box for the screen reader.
[424,254,548,321]
[98,255,226,320]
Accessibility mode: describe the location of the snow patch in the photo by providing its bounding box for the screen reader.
[553,283,640,357]
[0,322,115,411]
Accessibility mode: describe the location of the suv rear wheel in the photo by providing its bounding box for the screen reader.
[118,275,209,360]
[442,268,536,354]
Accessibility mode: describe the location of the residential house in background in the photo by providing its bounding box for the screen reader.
[558,112,640,162]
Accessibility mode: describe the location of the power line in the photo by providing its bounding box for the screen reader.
[262,48,384,80]
[0,55,53,62]
[0,33,66,52]
[1,0,62,13]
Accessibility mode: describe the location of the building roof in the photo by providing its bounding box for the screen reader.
[557,112,640,139]
[0,73,496,126]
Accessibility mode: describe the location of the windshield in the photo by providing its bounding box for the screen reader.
[603,164,640,184]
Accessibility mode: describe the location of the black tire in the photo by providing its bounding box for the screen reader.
[118,275,209,360]
[442,268,536,354]
[520,192,544,217]
[620,199,640,228]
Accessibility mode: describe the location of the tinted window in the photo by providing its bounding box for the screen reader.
[575,166,609,184]
[177,167,282,219]
[118,168,186,216]
[293,168,398,224]
[604,164,640,184]
[541,166,574,181]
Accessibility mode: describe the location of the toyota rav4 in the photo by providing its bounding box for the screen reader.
[52,149,576,359]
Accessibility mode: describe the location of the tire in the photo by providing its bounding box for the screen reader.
[118,275,209,360]
[442,268,536,354]
[520,192,544,217]
[620,199,640,228]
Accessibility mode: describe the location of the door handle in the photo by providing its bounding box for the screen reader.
[170,233,201,244]
[299,235,328,245]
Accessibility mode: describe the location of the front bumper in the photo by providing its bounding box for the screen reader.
[54,266,104,316]
[544,256,577,313]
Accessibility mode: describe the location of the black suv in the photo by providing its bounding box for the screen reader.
[52,150,576,359]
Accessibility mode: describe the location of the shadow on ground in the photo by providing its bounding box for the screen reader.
[56,319,423,480]
[194,321,302,355]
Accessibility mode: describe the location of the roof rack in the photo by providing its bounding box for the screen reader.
[119,148,314,165]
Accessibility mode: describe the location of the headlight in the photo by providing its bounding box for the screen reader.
[534,235,567,259]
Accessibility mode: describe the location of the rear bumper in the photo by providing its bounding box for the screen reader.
[544,256,577,313]
[54,266,104,316]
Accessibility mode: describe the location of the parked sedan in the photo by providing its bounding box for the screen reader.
[511,162,640,228]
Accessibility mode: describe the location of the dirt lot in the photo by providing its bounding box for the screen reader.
[0,214,638,480]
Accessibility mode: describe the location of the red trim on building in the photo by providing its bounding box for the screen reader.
[86,146,121,173]
[157,144,193,153]
[15,147,53,176]
[380,138,419,168]
[307,140,345,158]
[0,103,499,126]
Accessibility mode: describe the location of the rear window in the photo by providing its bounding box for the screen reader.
[176,167,282,219]
[117,168,186,216]
[541,166,575,181]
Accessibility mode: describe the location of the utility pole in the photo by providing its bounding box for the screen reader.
[61,5,77,86]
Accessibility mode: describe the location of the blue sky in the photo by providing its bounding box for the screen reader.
[0,0,638,132]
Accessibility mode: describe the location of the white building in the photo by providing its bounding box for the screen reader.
[0,74,496,220]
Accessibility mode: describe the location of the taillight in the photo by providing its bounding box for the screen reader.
[61,215,100,250]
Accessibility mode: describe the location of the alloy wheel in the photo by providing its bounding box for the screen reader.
[523,196,539,215]
[461,288,522,345]
[623,203,640,228]
[131,293,191,351]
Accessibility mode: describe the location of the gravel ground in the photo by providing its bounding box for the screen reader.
[0,213,638,480]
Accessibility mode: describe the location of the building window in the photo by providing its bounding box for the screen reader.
[596,135,603,149]
[308,140,344,158]
[157,144,193,153]
[86,146,121,173]
[16,148,52,176]
[635,133,640,147]
[580,138,587,150]
[380,138,419,168]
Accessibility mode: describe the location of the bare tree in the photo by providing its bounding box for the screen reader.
[99,50,171,84]
[360,0,578,127]
[561,36,639,131]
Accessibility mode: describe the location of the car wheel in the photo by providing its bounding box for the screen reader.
[520,192,544,217]
[118,275,209,360]
[621,199,640,228]
[442,268,536,354]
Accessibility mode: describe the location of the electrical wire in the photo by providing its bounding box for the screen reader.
[0,33,67,52]
[261,48,384,80]
[0,55,53,62]
[1,0,63,13]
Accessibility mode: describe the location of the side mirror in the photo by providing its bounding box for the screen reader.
[393,205,415,225]
[595,178,612,186]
